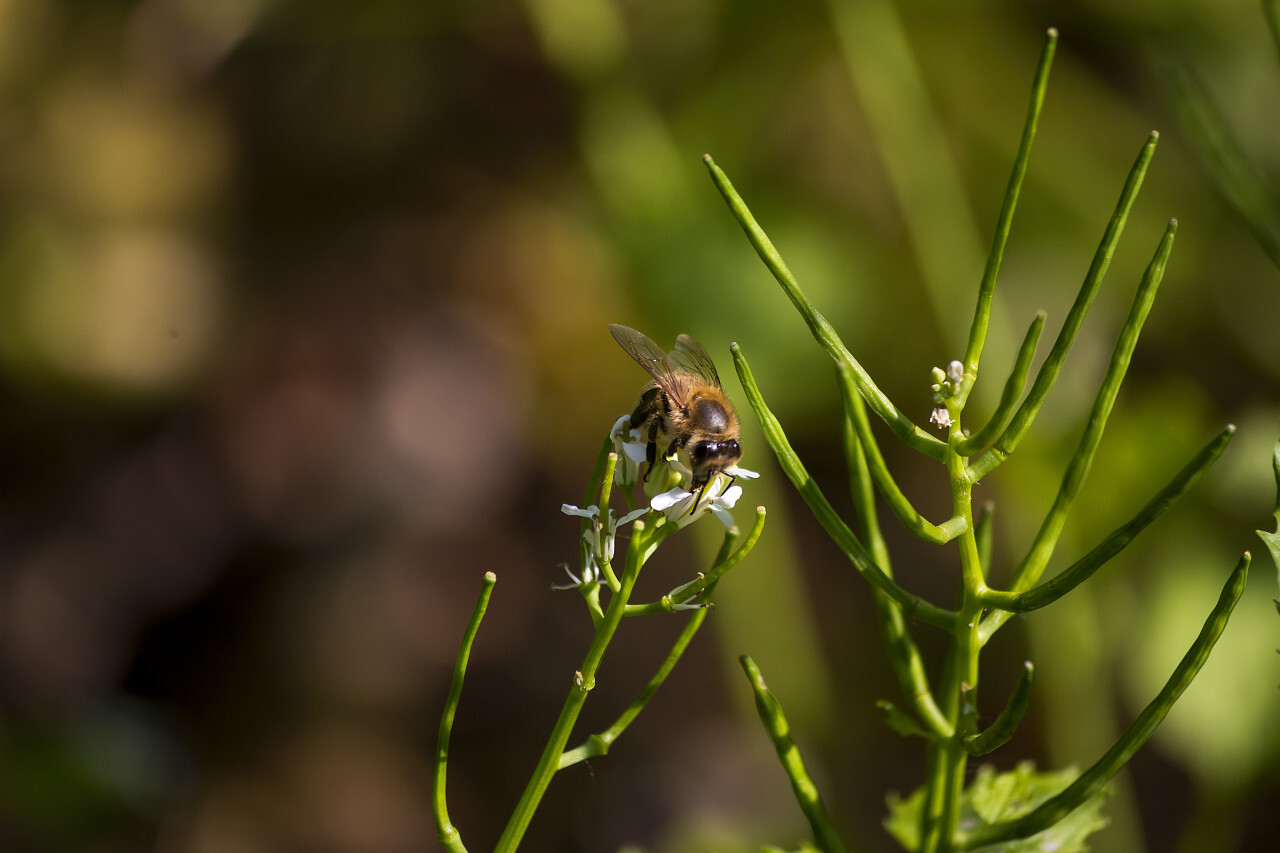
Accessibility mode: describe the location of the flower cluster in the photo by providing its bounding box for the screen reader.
[558,502,646,586]
[558,414,759,588]
[929,360,964,429]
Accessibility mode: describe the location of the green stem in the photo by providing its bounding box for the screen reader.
[433,572,496,853]
[732,343,957,631]
[973,501,995,570]
[583,435,612,509]
[662,506,767,606]
[838,361,967,544]
[958,554,1250,850]
[964,661,1034,756]
[979,424,1234,621]
[1158,51,1280,269]
[980,219,1177,643]
[930,445,984,850]
[960,28,1057,396]
[920,653,961,850]
[495,521,650,852]
[704,154,947,460]
[1268,0,1280,66]
[968,133,1159,482]
[563,521,760,764]
[597,453,622,592]
[843,387,953,738]
[740,655,848,853]
[562,585,716,768]
[825,0,986,349]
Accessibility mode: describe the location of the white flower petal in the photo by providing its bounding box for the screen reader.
[709,504,735,528]
[561,503,599,519]
[618,506,649,525]
[717,485,743,508]
[667,457,692,478]
[650,488,692,512]
[725,465,760,479]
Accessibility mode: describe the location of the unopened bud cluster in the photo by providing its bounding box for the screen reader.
[929,360,965,429]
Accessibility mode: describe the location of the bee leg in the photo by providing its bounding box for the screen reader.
[633,388,663,482]
[639,424,658,482]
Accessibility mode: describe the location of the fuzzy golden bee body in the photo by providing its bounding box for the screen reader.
[609,324,743,492]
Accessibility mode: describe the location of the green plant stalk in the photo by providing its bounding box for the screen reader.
[582,435,612,510]
[838,361,967,544]
[1158,52,1280,269]
[973,502,994,570]
[1272,436,1280,510]
[598,452,622,593]
[732,343,957,631]
[843,387,953,738]
[926,440,986,852]
[433,571,496,853]
[495,519,651,852]
[919,649,962,850]
[958,554,1251,850]
[980,219,1176,644]
[563,526,748,764]
[959,29,1057,402]
[1256,438,1280,654]
[621,507,765,615]
[662,506,768,606]
[964,661,1034,756]
[825,0,987,350]
[741,655,848,853]
[979,424,1234,617]
[562,584,715,767]
[1265,0,1280,61]
[968,133,1159,482]
[1268,0,1280,65]
[704,155,947,461]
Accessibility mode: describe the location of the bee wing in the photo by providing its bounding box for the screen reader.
[671,333,723,387]
[609,324,688,400]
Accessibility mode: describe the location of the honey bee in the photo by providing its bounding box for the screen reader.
[609,324,742,498]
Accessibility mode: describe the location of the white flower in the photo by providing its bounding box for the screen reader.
[650,474,746,529]
[610,415,648,488]
[930,407,954,429]
[559,501,647,585]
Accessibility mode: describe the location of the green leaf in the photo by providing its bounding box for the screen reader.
[1260,528,1280,580]
[885,763,1109,853]
[1259,438,1280,662]
[884,786,927,851]
[876,699,931,739]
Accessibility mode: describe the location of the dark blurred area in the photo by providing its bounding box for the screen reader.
[0,1,1277,851]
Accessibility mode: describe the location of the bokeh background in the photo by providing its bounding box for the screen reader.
[0,0,1278,851]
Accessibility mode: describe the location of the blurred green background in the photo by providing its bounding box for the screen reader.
[0,0,1277,851]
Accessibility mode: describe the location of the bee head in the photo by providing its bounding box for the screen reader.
[688,438,742,487]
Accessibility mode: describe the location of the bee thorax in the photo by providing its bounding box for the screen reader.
[688,397,732,433]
